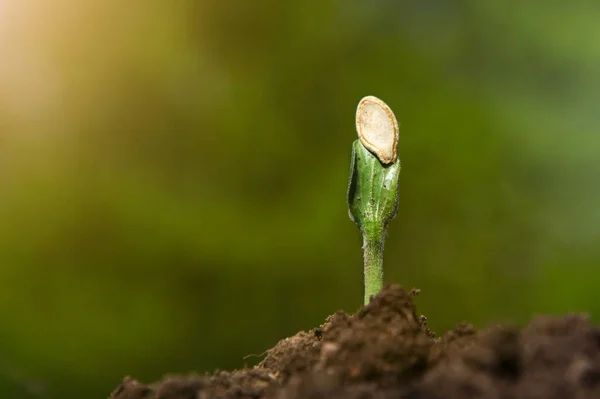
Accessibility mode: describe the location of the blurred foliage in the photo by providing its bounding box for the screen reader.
[1,1,600,398]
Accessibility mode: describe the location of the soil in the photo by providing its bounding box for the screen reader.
[110,284,600,399]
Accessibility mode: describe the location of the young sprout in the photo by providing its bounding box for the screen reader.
[347,96,401,304]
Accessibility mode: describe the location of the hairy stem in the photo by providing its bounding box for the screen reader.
[362,224,385,304]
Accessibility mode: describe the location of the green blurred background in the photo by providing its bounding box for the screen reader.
[1,1,600,397]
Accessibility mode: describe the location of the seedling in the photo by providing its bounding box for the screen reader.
[347,96,401,304]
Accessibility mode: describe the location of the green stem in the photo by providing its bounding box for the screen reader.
[362,224,385,304]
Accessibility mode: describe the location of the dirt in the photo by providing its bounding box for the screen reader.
[110,284,600,399]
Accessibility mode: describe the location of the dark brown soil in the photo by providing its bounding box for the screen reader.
[110,284,600,399]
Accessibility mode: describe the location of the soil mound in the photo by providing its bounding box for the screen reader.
[110,284,600,399]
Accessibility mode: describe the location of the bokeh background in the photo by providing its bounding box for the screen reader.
[1,1,600,397]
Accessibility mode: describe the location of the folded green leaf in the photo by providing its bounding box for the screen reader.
[347,139,401,231]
